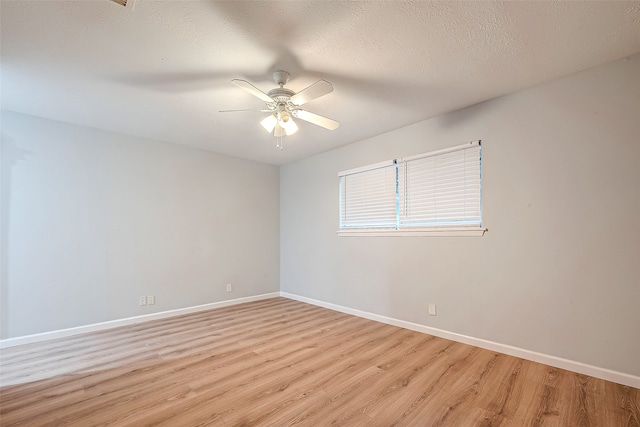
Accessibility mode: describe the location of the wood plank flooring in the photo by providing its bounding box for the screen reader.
[1,297,638,426]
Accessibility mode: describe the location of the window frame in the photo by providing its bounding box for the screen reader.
[337,140,486,237]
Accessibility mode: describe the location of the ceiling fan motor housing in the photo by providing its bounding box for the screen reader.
[267,88,296,114]
[267,88,295,102]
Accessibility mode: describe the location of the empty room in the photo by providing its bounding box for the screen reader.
[1,1,639,425]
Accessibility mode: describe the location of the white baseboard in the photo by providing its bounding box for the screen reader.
[3,291,638,389]
[0,293,280,349]
[281,292,640,389]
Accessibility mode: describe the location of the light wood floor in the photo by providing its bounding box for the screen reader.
[1,298,638,426]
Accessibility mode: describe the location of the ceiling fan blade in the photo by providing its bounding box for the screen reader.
[219,109,273,113]
[231,79,274,103]
[293,110,339,130]
[290,80,333,105]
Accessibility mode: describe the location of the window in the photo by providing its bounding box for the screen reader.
[338,140,484,236]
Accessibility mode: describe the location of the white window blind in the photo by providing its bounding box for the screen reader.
[339,160,397,229]
[399,142,482,227]
[338,141,483,235]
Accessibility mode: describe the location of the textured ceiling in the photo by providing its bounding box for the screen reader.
[2,1,640,165]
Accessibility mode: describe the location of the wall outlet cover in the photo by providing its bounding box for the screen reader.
[428,304,437,316]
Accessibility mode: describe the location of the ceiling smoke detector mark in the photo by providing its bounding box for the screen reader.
[109,0,136,10]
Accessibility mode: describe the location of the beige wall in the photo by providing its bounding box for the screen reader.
[280,54,640,376]
[1,112,280,338]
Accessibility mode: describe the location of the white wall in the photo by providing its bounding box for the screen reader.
[1,112,280,338]
[280,54,640,377]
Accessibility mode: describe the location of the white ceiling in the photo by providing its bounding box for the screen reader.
[2,1,640,165]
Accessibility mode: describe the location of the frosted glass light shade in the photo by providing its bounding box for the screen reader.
[260,114,277,133]
[282,118,298,135]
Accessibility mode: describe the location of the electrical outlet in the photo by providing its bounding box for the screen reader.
[428,304,437,316]
[226,283,232,292]
[139,296,147,306]
[147,295,155,305]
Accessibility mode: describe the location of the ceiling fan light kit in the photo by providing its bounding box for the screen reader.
[223,70,339,150]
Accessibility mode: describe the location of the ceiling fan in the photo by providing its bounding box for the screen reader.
[221,70,339,149]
